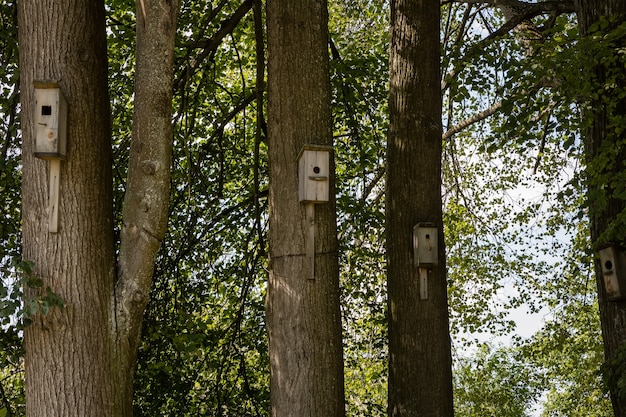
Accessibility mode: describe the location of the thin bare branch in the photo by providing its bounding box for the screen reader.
[441,0,575,93]
[442,101,503,141]
[441,0,577,14]
[175,0,254,90]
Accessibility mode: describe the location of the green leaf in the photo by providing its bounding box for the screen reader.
[24,299,39,317]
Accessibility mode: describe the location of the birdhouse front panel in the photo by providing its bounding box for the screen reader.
[298,147,331,203]
[413,224,438,267]
[599,246,626,301]
[34,82,67,160]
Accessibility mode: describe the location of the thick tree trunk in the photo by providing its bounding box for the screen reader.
[266,1,345,416]
[18,0,179,415]
[576,1,626,416]
[387,0,455,416]
[18,0,119,415]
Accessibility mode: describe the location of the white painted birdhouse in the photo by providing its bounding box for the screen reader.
[34,81,67,160]
[298,145,331,203]
[599,245,626,301]
[413,223,439,267]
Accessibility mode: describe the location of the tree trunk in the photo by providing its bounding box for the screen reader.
[18,0,118,415]
[266,1,345,416]
[116,0,179,412]
[576,1,626,416]
[387,0,455,416]
[18,0,179,415]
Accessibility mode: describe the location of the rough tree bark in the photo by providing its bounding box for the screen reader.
[576,1,626,416]
[266,0,345,416]
[387,0,455,416]
[18,0,179,415]
[115,0,179,412]
[18,1,117,414]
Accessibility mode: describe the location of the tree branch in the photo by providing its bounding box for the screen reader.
[116,0,180,411]
[441,0,575,93]
[440,0,577,14]
[183,0,253,50]
[442,101,503,141]
[253,0,266,255]
[533,108,553,175]
[441,0,576,46]
[175,0,253,91]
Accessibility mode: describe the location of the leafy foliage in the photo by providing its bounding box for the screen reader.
[105,1,271,415]
[329,1,389,415]
[603,343,626,406]
[1,260,65,327]
[0,322,23,417]
[0,2,22,415]
[440,4,612,416]
[454,343,542,417]
[1,0,622,416]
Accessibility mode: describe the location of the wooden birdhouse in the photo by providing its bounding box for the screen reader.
[298,145,331,203]
[34,81,67,160]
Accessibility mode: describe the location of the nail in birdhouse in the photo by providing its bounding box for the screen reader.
[599,245,626,301]
[34,81,67,160]
[298,145,331,203]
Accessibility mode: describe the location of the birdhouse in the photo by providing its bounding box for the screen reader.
[34,81,67,160]
[298,144,333,280]
[413,223,438,267]
[298,145,331,203]
[599,245,626,301]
